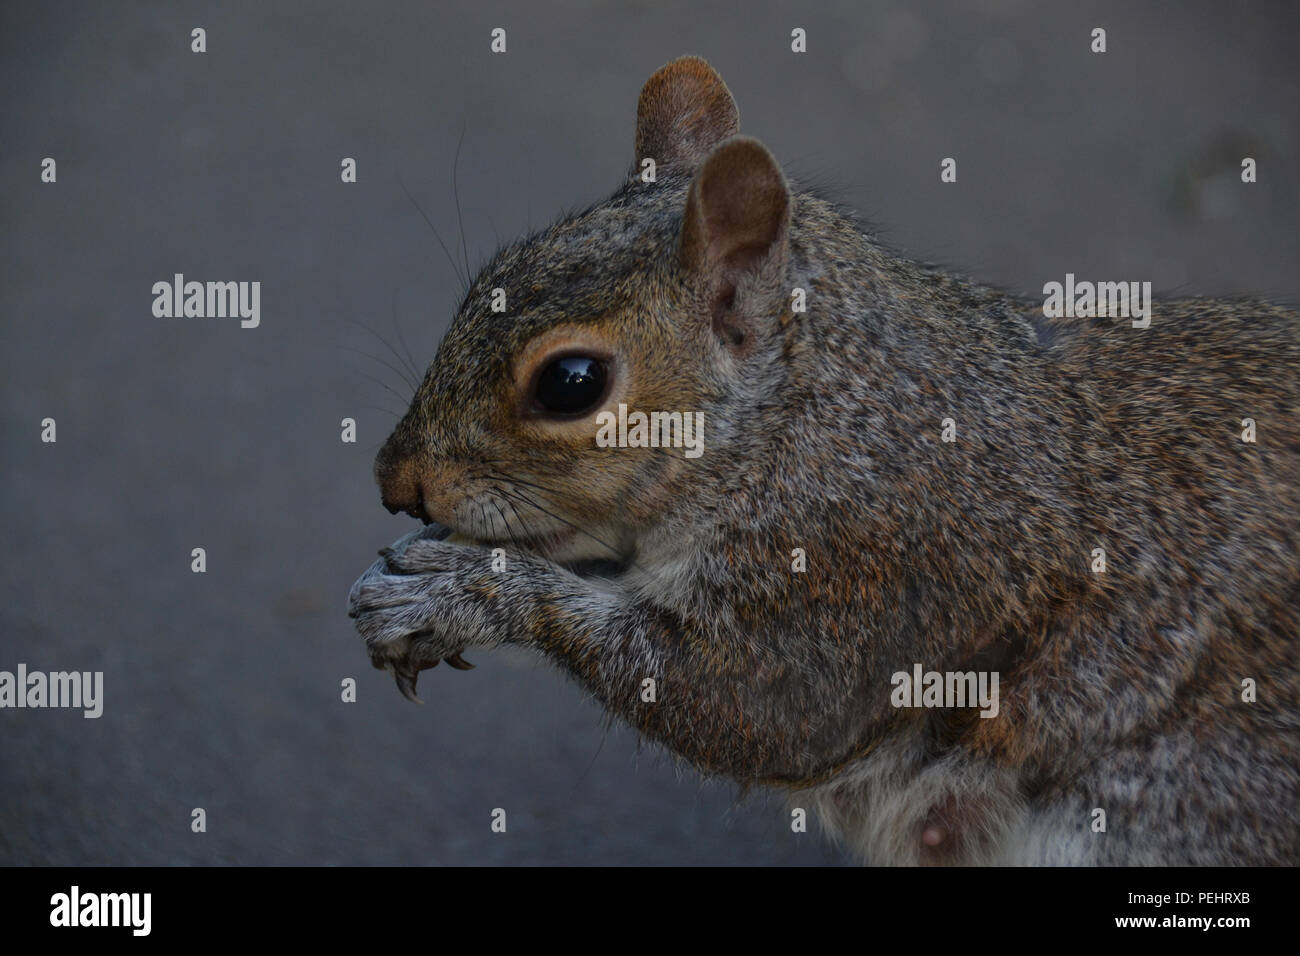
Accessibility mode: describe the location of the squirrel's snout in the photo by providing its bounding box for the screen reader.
[382,494,430,524]
[377,459,433,524]
[376,428,429,523]
[375,441,465,528]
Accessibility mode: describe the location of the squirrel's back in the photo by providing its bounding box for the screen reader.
[735,191,1300,863]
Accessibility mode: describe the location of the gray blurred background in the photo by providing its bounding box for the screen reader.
[1,0,1296,865]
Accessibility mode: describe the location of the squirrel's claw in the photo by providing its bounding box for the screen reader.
[385,653,470,701]
[370,641,472,704]
[445,652,475,670]
[391,663,427,704]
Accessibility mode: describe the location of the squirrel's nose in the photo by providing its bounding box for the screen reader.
[387,492,432,525]
[377,459,434,525]
[375,437,466,527]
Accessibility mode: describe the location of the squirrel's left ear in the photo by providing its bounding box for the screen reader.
[680,135,791,351]
[635,56,740,172]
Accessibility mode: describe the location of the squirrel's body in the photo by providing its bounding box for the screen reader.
[351,57,1299,864]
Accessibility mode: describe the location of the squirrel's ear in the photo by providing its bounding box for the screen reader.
[635,56,740,172]
[680,136,791,349]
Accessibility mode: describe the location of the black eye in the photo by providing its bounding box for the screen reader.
[534,356,607,415]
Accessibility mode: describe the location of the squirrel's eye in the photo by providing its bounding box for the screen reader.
[534,356,607,415]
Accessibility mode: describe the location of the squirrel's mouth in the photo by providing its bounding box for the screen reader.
[455,521,628,574]
[445,495,632,571]
[477,527,578,558]
[449,521,578,560]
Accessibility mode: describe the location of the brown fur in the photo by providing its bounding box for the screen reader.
[351,57,1300,864]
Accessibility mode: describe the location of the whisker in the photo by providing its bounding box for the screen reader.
[388,287,425,385]
[397,171,469,291]
[465,479,525,553]
[452,122,472,287]
[489,495,525,554]
[339,345,419,397]
[342,316,419,391]
[500,493,552,558]
[499,489,551,548]
[475,460,582,500]
[350,364,413,406]
[495,484,630,566]
[488,472,570,500]
[358,402,404,420]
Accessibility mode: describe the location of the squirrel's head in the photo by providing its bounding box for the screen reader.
[376,56,793,563]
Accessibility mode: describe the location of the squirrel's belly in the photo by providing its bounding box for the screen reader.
[804,742,1067,865]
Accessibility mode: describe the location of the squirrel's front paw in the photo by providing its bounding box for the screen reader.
[364,627,474,704]
[348,532,488,702]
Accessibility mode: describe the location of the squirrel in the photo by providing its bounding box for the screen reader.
[348,56,1300,865]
